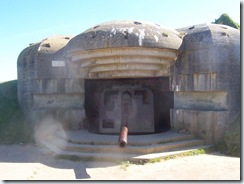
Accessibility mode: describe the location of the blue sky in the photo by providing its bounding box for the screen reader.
[0,0,240,82]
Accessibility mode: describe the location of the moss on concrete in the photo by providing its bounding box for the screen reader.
[224,114,241,157]
[215,114,240,157]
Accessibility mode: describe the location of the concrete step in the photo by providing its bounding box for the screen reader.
[66,130,196,146]
[47,130,209,162]
[65,139,205,154]
[56,145,212,162]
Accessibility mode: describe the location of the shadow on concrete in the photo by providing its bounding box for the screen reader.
[0,144,118,180]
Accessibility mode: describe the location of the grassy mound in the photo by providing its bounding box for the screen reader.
[0,80,33,144]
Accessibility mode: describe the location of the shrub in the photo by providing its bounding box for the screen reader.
[213,13,240,29]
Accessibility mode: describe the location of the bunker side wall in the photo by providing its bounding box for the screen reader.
[171,24,240,144]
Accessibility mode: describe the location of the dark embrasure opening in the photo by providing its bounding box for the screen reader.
[85,77,173,134]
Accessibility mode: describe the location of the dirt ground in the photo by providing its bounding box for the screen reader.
[0,144,241,181]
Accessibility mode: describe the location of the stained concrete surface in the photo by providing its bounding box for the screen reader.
[0,144,240,181]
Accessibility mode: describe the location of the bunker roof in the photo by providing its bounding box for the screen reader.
[177,23,240,50]
[32,35,73,54]
[17,35,73,66]
[65,20,183,54]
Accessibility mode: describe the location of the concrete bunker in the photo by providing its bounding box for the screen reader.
[17,20,240,145]
[63,20,181,136]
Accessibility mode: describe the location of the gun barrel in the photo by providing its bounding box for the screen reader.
[118,126,128,147]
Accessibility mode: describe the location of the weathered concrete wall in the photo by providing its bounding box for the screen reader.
[17,43,39,116]
[174,91,228,111]
[170,109,229,144]
[17,36,72,114]
[171,24,240,144]
[17,36,86,129]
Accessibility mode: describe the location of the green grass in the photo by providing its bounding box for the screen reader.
[148,157,162,163]
[118,148,211,166]
[120,160,130,171]
[0,80,33,144]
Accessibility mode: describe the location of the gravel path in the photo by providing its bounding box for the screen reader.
[0,144,240,180]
